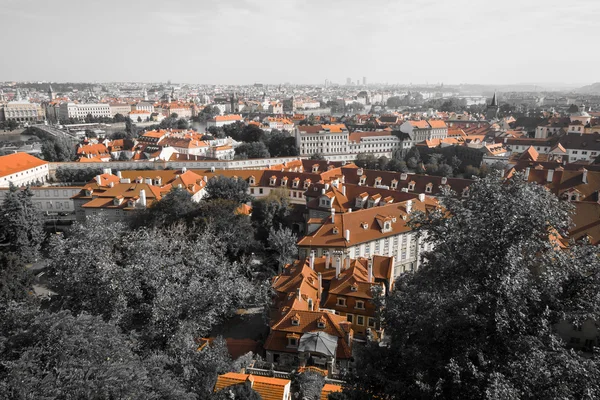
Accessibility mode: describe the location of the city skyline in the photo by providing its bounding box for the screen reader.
[2,0,599,86]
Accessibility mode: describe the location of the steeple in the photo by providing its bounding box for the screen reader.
[48,85,56,100]
[489,91,498,107]
[485,90,499,121]
[143,88,148,101]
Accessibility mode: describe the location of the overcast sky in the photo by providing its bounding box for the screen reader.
[1,0,598,85]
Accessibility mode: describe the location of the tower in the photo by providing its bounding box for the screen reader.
[48,85,56,100]
[143,88,148,101]
[485,91,499,121]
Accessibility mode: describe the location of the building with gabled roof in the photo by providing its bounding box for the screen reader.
[72,167,207,221]
[298,194,439,279]
[214,372,291,400]
[0,152,49,187]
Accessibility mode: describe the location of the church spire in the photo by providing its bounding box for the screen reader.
[490,91,498,107]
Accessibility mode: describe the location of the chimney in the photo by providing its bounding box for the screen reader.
[342,185,346,196]
[547,169,554,182]
[103,168,111,175]
[324,183,329,190]
[331,208,335,223]
[321,188,326,195]
[406,200,413,214]
[335,256,341,279]
[296,287,301,301]
[318,272,322,299]
[182,167,187,173]
[583,168,588,184]
[368,258,373,283]
[117,170,122,178]
[309,251,315,270]
[326,252,331,269]
[524,167,530,180]
[344,229,350,242]
[139,189,146,207]
[418,193,425,202]
[203,176,208,182]
[95,175,101,185]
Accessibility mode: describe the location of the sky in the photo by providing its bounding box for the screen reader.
[1,0,599,85]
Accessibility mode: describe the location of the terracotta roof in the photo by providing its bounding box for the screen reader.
[321,384,342,400]
[298,197,439,248]
[212,114,243,122]
[0,153,48,177]
[214,372,290,400]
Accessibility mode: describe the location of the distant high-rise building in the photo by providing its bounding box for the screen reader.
[346,77,352,85]
[363,76,367,86]
[356,79,360,86]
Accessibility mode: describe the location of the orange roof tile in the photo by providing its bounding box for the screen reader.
[0,153,47,178]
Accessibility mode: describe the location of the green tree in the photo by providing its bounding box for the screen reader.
[0,252,34,302]
[205,176,252,204]
[251,193,291,243]
[49,219,259,351]
[129,187,200,229]
[192,199,259,261]
[0,305,193,400]
[344,173,600,399]
[310,153,325,160]
[0,184,44,262]
[235,142,270,159]
[241,124,266,142]
[267,227,297,272]
[290,371,325,400]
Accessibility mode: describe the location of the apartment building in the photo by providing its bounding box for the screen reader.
[59,103,112,120]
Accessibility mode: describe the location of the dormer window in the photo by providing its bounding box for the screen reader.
[269,176,277,186]
[384,221,391,231]
[312,164,319,173]
[293,179,299,188]
[281,178,288,187]
[462,187,469,198]
[350,285,358,292]
[359,176,366,186]
[337,297,346,306]
[288,337,298,346]
[375,177,382,186]
[400,173,408,180]
[425,183,433,193]
[441,177,447,185]
[249,176,255,185]
[84,189,93,196]
[304,180,311,189]
[408,181,415,191]
[362,222,368,229]
[333,227,339,234]
[357,168,363,176]
[317,317,327,329]
[291,314,300,326]
[391,179,398,189]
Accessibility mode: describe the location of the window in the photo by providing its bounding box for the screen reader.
[250,188,255,194]
[368,317,376,328]
[356,301,365,309]
[259,188,264,194]
[288,338,298,347]
[337,297,346,306]
[357,316,365,326]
